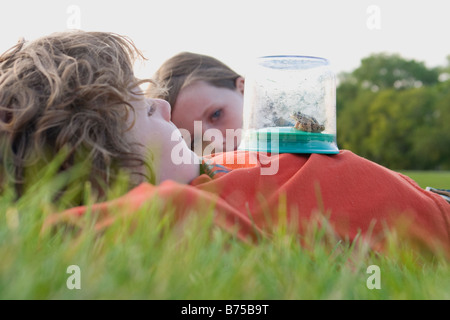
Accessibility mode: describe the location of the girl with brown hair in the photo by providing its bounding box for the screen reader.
[149,52,244,154]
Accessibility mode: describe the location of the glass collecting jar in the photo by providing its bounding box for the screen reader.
[239,55,339,154]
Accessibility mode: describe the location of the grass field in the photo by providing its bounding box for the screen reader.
[0,170,449,301]
[399,170,450,189]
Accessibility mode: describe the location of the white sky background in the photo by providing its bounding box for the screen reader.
[1,0,449,80]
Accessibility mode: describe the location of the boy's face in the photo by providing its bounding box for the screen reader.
[126,90,199,185]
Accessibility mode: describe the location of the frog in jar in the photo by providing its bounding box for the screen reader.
[290,111,325,133]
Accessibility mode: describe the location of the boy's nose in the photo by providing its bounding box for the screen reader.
[153,98,171,122]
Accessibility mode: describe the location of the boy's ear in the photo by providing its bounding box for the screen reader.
[235,77,245,95]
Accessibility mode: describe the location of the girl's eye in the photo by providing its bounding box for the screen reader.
[210,109,222,122]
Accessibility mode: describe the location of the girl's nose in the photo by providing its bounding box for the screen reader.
[152,98,171,122]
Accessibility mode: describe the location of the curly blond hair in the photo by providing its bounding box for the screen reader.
[0,31,156,199]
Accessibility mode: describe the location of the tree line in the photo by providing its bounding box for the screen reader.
[336,53,450,170]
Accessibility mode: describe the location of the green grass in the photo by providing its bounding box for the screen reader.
[0,169,449,300]
[399,170,450,189]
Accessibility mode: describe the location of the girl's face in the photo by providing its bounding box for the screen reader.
[125,91,199,185]
[171,79,244,155]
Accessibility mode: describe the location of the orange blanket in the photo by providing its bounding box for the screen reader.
[44,150,450,254]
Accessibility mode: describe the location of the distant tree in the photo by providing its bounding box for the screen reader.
[436,55,450,82]
[421,80,450,169]
[350,53,439,91]
[336,52,449,170]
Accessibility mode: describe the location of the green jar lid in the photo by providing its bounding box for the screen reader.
[239,127,339,154]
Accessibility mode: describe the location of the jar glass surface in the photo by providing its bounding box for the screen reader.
[240,55,339,154]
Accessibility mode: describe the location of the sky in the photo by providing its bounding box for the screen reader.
[1,0,449,79]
